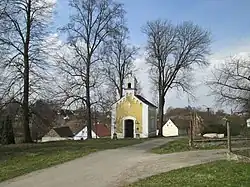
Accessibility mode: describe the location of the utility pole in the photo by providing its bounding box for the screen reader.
[189,119,193,147]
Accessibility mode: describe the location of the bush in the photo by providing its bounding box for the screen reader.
[201,124,226,135]
[0,115,15,145]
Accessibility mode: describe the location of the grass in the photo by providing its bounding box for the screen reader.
[0,138,145,182]
[151,138,226,154]
[127,160,250,187]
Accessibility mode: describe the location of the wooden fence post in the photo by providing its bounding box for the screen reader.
[227,120,232,153]
[189,120,193,147]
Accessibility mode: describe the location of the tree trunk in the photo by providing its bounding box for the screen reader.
[23,55,32,143]
[22,0,32,143]
[86,62,92,139]
[119,81,123,98]
[158,95,165,137]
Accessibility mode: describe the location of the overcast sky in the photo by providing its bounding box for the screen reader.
[53,0,250,112]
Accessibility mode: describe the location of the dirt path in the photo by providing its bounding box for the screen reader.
[0,138,227,187]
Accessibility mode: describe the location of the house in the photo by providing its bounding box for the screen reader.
[74,123,110,140]
[162,119,178,137]
[41,126,74,142]
[162,119,189,137]
[73,126,97,140]
[111,73,157,139]
[164,107,204,136]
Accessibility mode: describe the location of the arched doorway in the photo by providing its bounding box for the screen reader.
[124,119,134,138]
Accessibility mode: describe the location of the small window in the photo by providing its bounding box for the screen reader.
[128,83,131,88]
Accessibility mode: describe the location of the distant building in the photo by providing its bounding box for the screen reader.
[162,119,189,137]
[42,126,73,142]
[74,123,110,140]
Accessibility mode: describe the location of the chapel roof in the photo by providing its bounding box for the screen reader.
[134,95,157,108]
[113,94,157,108]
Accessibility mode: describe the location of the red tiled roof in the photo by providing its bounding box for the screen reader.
[92,123,110,137]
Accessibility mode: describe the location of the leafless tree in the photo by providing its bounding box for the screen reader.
[135,78,143,96]
[0,0,56,142]
[208,57,250,112]
[102,23,138,99]
[142,20,211,136]
[58,0,124,139]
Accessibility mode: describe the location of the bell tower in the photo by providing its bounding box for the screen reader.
[124,73,137,95]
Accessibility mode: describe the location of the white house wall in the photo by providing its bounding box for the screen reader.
[111,103,117,139]
[163,119,178,137]
[148,106,157,137]
[74,127,99,140]
[154,107,158,136]
[142,103,148,138]
[41,137,71,142]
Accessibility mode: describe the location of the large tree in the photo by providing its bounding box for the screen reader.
[58,0,124,139]
[142,20,211,136]
[0,0,55,142]
[208,57,250,113]
[102,23,138,99]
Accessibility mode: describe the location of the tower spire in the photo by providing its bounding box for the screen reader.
[124,73,137,95]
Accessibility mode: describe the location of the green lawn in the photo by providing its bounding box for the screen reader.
[0,138,145,182]
[127,160,250,187]
[151,138,226,154]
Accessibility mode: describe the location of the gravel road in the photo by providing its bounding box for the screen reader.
[0,137,227,187]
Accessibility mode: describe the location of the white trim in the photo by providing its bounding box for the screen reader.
[110,103,117,139]
[122,116,136,138]
[142,103,148,137]
[142,102,145,136]
[112,94,145,107]
[147,106,157,137]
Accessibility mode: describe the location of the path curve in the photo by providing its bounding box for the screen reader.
[0,138,227,187]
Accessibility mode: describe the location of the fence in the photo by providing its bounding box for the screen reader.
[189,115,250,152]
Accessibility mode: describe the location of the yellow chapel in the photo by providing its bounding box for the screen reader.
[111,74,157,139]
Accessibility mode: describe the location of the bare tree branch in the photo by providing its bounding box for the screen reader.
[208,57,250,112]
